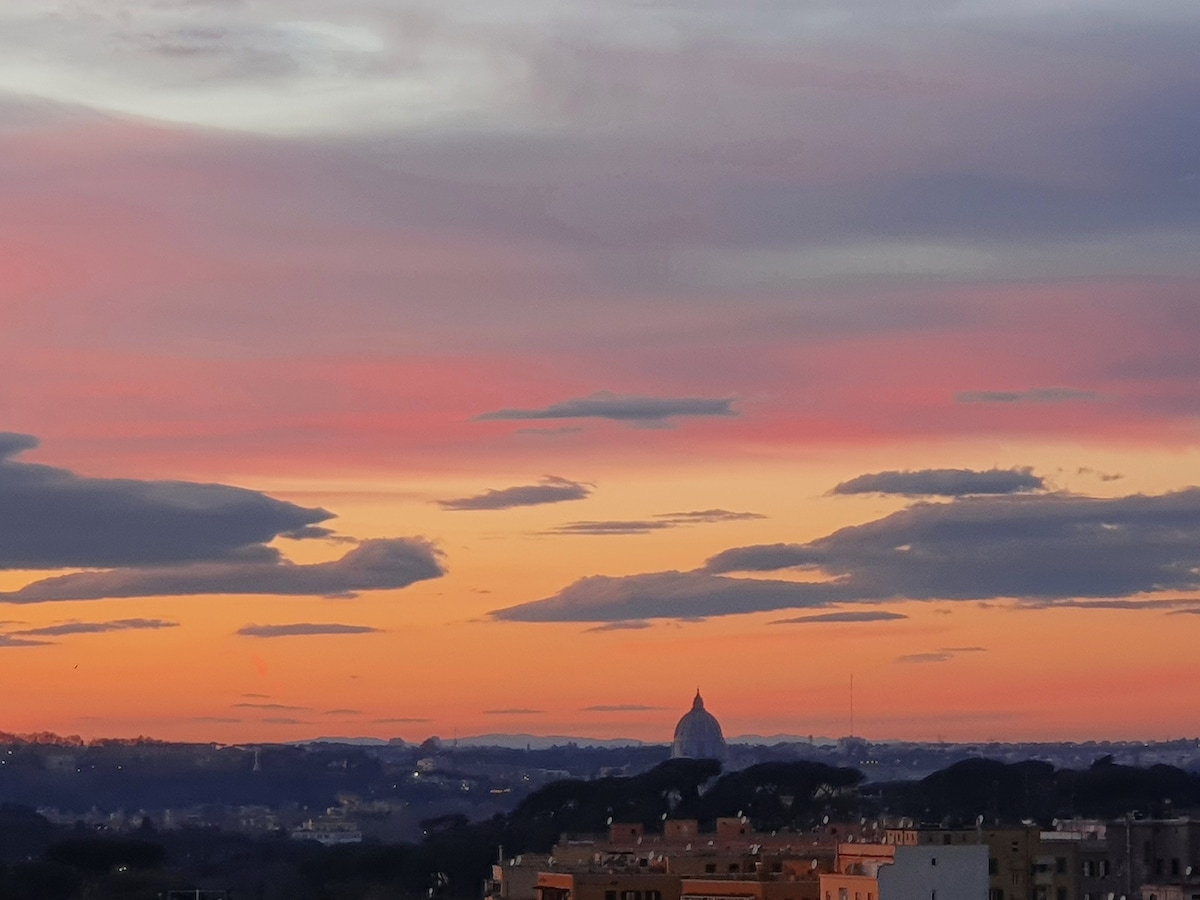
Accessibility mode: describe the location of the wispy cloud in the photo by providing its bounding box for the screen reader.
[483,707,543,715]
[11,618,179,637]
[895,647,985,664]
[439,476,591,511]
[372,716,432,724]
[0,634,53,648]
[233,702,309,711]
[478,393,737,426]
[582,704,665,712]
[548,509,763,536]
[956,388,1098,404]
[584,620,654,632]
[770,611,907,625]
[236,623,382,638]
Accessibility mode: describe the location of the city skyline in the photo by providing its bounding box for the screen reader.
[2,0,1199,744]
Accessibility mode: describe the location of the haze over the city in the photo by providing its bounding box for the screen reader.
[2,0,1199,745]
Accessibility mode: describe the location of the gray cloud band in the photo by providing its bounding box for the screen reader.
[493,488,1200,621]
[439,476,590,510]
[477,393,737,424]
[0,538,444,603]
[831,467,1043,497]
[0,433,331,569]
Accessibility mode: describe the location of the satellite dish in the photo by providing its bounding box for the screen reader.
[737,810,743,818]
[810,860,818,870]
[606,817,613,825]
[976,815,984,826]
[1187,867,1193,877]
[823,815,830,825]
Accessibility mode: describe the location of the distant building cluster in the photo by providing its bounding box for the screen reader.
[488,816,1200,900]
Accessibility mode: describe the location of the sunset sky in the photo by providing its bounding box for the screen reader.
[2,0,1200,745]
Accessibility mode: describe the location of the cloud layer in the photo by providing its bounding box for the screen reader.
[831,468,1044,497]
[439,476,591,511]
[236,623,382,638]
[478,393,737,425]
[0,433,332,569]
[0,538,444,603]
[494,488,1200,621]
[547,509,763,536]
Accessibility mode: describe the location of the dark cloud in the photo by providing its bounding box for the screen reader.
[372,717,432,724]
[0,432,332,569]
[894,652,954,664]
[550,520,676,536]
[831,467,1044,497]
[584,620,654,632]
[895,646,986,664]
[0,538,444,603]
[1025,597,1200,611]
[262,717,311,725]
[0,634,53,648]
[483,708,543,715]
[770,611,907,625]
[233,702,308,711]
[492,570,849,622]
[439,476,591,511]
[547,509,763,536]
[236,623,382,638]
[956,389,1098,404]
[477,392,737,425]
[496,488,1200,621]
[582,704,665,712]
[325,708,362,716]
[11,618,179,637]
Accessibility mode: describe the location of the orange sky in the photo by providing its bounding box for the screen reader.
[2,0,1200,745]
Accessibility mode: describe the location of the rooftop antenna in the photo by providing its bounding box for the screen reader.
[850,674,855,738]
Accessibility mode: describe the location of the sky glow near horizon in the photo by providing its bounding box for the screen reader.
[2,0,1200,745]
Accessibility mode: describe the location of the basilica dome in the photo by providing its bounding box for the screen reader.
[671,690,726,760]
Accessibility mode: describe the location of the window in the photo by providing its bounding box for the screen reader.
[705,864,716,874]
[1057,858,1067,875]
[1083,861,1094,877]
[989,891,1005,900]
[1100,861,1111,877]
[944,835,953,846]
[621,891,640,900]
[932,891,938,900]
[839,889,848,900]
[647,891,661,900]
[1058,888,1068,900]
[990,858,999,875]
[1156,860,1165,876]
[1012,874,1021,887]
[728,864,739,873]
[605,892,616,900]
[1172,860,1181,877]
[932,858,938,867]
